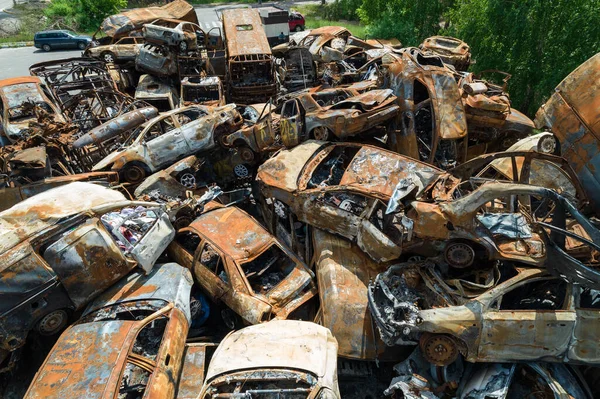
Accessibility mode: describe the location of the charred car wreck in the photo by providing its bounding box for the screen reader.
[2,2,600,398]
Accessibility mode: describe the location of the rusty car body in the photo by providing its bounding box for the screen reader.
[257,141,600,274]
[273,46,318,92]
[168,203,316,325]
[198,320,341,399]
[419,36,472,71]
[311,228,406,361]
[279,88,399,144]
[0,182,175,366]
[180,76,225,107]
[0,77,65,145]
[535,52,600,215]
[92,104,243,184]
[222,8,277,103]
[369,267,600,367]
[383,48,468,169]
[23,262,195,399]
[220,103,279,156]
[0,171,118,212]
[100,0,199,39]
[84,35,144,63]
[136,45,179,77]
[143,19,203,52]
[135,74,180,112]
[293,26,377,63]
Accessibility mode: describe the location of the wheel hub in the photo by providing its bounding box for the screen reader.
[180,173,196,189]
[38,311,67,335]
[234,164,249,178]
[422,335,458,366]
[313,127,329,141]
[445,242,475,268]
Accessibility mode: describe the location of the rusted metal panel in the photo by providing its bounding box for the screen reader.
[222,9,272,58]
[312,228,404,361]
[176,343,217,399]
[419,36,471,71]
[200,320,340,398]
[535,52,600,214]
[100,0,199,38]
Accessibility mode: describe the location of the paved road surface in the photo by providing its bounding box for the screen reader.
[0,47,82,80]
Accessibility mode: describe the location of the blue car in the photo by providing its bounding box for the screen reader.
[33,30,92,52]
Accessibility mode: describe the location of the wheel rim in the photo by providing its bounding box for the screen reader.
[180,173,196,188]
[78,42,86,50]
[234,164,249,178]
[240,148,255,163]
[445,242,475,268]
[180,41,188,52]
[37,310,68,336]
[123,165,146,184]
[539,136,557,154]
[43,45,50,51]
[422,334,458,366]
[313,127,329,141]
[104,53,114,63]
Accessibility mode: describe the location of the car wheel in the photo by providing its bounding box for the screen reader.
[537,134,558,154]
[42,44,51,52]
[311,126,331,141]
[444,242,475,268]
[179,40,188,53]
[77,42,87,50]
[420,333,459,366]
[102,51,116,63]
[234,164,250,178]
[295,25,304,32]
[239,147,255,163]
[36,310,69,336]
[120,163,148,185]
[179,172,197,189]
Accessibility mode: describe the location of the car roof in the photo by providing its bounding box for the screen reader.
[0,76,42,88]
[187,206,274,262]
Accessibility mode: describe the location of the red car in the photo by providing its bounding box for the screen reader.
[289,11,305,32]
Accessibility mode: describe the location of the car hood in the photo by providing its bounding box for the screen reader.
[92,148,128,171]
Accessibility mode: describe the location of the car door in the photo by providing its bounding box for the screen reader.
[206,27,223,50]
[42,217,133,308]
[177,108,215,153]
[115,37,138,59]
[569,287,600,363]
[192,241,231,301]
[145,115,191,168]
[478,277,575,362]
[358,200,403,262]
[297,189,367,243]
[280,99,303,147]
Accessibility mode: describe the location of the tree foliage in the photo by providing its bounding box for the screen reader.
[337,0,600,115]
[45,0,126,31]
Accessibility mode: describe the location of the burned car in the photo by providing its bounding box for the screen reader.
[0,182,175,367]
[198,320,341,399]
[92,104,243,184]
[0,77,65,145]
[257,141,599,269]
[135,74,180,112]
[369,266,600,366]
[535,51,600,215]
[383,48,468,168]
[83,35,144,63]
[23,262,196,399]
[180,76,225,107]
[143,19,204,52]
[280,88,399,144]
[136,44,179,77]
[220,103,279,158]
[168,203,317,326]
[419,36,472,71]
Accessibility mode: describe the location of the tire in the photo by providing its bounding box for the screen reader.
[311,126,331,141]
[444,242,476,268]
[36,310,69,336]
[295,25,304,32]
[77,42,87,50]
[42,44,51,52]
[221,308,241,330]
[537,134,558,154]
[120,163,148,185]
[239,146,255,163]
[102,51,116,63]
[179,40,188,53]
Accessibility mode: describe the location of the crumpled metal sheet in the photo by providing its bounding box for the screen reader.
[476,213,533,239]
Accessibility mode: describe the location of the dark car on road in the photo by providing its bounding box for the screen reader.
[33,30,92,52]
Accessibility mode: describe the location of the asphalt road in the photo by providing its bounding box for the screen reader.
[0,47,82,80]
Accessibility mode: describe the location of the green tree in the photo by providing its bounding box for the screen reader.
[444,0,600,115]
[45,0,126,31]
[357,0,453,44]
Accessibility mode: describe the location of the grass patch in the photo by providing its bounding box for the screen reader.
[292,4,368,38]
[189,0,255,4]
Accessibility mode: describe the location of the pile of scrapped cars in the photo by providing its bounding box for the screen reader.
[2,1,600,398]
